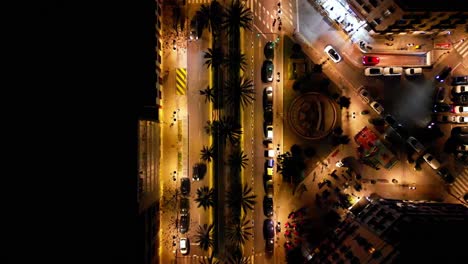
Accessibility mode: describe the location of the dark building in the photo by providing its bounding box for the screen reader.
[310,196,468,263]
[346,0,468,35]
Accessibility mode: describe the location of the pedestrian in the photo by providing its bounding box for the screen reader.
[273,18,276,27]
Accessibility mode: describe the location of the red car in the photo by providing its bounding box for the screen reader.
[362,56,380,66]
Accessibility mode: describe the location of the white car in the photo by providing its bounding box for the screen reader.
[370,101,384,115]
[404,68,422,76]
[453,116,468,123]
[180,238,189,255]
[452,105,468,113]
[358,86,372,104]
[383,67,403,76]
[407,136,424,153]
[364,67,383,76]
[456,144,468,152]
[423,153,441,170]
[453,85,467,94]
[265,125,273,140]
[324,45,341,63]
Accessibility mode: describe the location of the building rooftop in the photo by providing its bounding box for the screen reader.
[395,0,468,12]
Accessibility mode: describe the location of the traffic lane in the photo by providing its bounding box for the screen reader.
[367,54,427,67]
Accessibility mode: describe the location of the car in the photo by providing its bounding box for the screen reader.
[453,85,468,94]
[324,45,341,63]
[423,153,441,170]
[262,60,274,83]
[263,196,273,217]
[265,159,274,177]
[452,94,468,104]
[433,103,451,113]
[457,144,468,152]
[358,87,372,103]
[180,177,190,196]
[457,133,468,144]
[407,136,424,153]
[189,19,199,41]
[452,76,468,85]
[364,67,383,76]
[435,66,452,82]
[455,151,468,163]
[362,55,380,66]
[433,114,451,123]
[264,149,275,158]
[264,106,273,125]
[192,163,206,181]
[384,114,398,127]
[179,238,190,255]
[263,86,273,107]
[394,124,409,139]
[404,68,423,76]
[383,67,403,76]
[451,105,468,113]
[265,180,274,197]
[180,198,189,215]
[437,168,455,184]
[435,87,446,103]
[264,124,273,140]
[264,41,274,60]
[180,214,190,234]
[370,101,384,115]
[452,126,468,135]
[453,116,468,123]
[263,219,275,253]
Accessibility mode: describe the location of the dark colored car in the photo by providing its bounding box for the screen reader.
[453,94,468,105]
[263,219,275,240]
[192,163,206,181]
[384,114,398,127]
[180,197,189,215]
[435,86,446,103]
[262,60,274,83]
[263,196,273,217]
[180,214,190,234]
[435,66,452,83]
[433,103,451,113]
[457,134,468,144]
[264,106,273,125]
[452,75,468,85]
[265,237,274,253]
[181,177,190,196]
[452,126,468,136]
[263,86,273,108]
[437,168,455,184]
[362,55,380,66]
[264,41,274,60]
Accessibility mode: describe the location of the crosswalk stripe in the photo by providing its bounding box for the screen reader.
[176,68,187,95]
[454,41,468,57]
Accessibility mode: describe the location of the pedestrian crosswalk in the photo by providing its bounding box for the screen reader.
[187,0,212,4]
[449,168,468,199]
[453,40,468,58]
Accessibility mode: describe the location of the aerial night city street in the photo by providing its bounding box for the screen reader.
[137,0,468,263]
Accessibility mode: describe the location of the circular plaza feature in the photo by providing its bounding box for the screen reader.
[287,92,337,140]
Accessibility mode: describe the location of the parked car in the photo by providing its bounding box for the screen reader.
[180,177,190,196]
[264,106,273,125]
[435,87,446,103]
[263,219,275,253]
[407,136,424,153]
[370,101,384,115]
[264,124,273,140]
[437,168,455,184]
[264,149,275,158]
[404,68,422,76]
[452,75,468,85]
[265,180,274,197]
[364,67,383,76]
[362,55,380,66]
[435,66,452,83]
[453,116,468,123]
[179,238,190,255]
[457,133,468,144]
[324,45,341,63]
[358,86,372,103]
[180,198,189,215]
[264,41,274,60]
[384,114,398,127]
[383,67,403,76]
[180,214,190,234]
[451,105,468,113]
[456,144,468,152]
[262,60,274,83]
[263,196,274,217]
[423,153,441,170]
[453,85,468,94]
[265,159,274,177]
[455,152,468,163]
[434,114,451,123]
[433,103,451,113]
[263,86,273,107]
[452,94,468,104]
[452,126,468,135]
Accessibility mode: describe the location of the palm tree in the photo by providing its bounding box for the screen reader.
[195,186,215,210]
[200,145,215,162]
[199,253,220,264]
[228,149,249,172]
[224,51,248,72]
[195,1,224,38]
[199,86,215,103]
[223,0,253,37]
[225,215,253,248]
[225,76,255,109]
[226,185,256,214]
[203,48,224,69]
[219,116,242,145]
[194,223,215,251]
[225,250,250,264]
